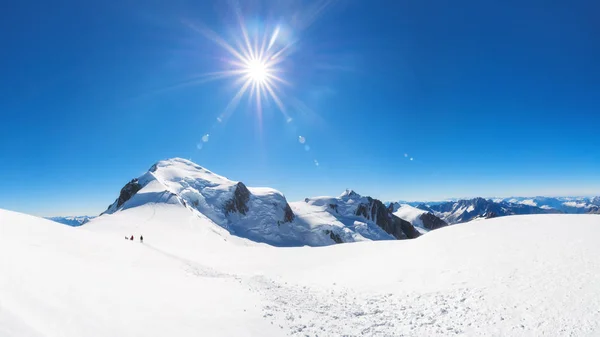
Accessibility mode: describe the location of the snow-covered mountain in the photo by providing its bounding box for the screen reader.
[98,158,419,246]
[291,189,420,244]
[499,196,600,214]
[417,197,559,224]
[46,215,95,227]
[389,202,447,233]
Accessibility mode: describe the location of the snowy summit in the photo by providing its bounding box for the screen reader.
[97,158,421,246]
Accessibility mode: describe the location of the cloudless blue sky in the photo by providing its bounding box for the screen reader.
[1,0,599,216]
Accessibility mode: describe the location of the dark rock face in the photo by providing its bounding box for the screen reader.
[356,197,420,240]
[386,203,396,213]
[224,182,251,215]
[102,178,143,215]
[587,207,600,214]
[325,229,343,244]
[396,216,420,239]
[116,179,143,209]
[329,203,339,213]
[283,203,295,223]
[419,212,448,230]
[484,211,497,219]
[224,181,295,225]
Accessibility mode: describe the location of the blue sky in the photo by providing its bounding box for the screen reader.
[1,0,599,216]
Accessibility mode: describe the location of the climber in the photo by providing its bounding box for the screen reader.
[140,235,144,243]
[130,235,134,241]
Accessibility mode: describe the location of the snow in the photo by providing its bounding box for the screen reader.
[4,205,600,336]
[393,204,428,232]
[439,205,469,224]
[518,199,537,207]
[563,201,589,208]
[0,208,276,337]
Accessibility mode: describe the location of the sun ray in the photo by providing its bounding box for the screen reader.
[220,77,254,121]
[264,81,286,114]
[265,73,290,86]
[258,26,269,61]
[184,21,248,64]
[267,26,280,51]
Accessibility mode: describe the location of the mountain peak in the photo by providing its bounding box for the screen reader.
[340,189,361,199]
[149,158,229,182]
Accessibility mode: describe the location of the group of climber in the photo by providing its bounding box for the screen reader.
[125,234,143,243]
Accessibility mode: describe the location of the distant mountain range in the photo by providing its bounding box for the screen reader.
[46,216,95,227]
[495,196,600,214]
[388,196,600,225]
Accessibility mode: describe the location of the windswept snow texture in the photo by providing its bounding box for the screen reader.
[4,208,600,336]
[45,216,95,227]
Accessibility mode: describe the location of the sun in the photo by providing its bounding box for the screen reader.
[185,18,293,122]
[245,59,269,83]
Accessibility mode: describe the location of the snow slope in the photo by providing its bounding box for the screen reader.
[0,209,277,337]
[4,206,600,336]
[392,204,426,228]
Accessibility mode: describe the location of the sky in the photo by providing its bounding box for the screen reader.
[1,0,599,216]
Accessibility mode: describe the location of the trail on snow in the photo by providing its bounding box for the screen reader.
[142,243,236,280]
[140,242,497,336]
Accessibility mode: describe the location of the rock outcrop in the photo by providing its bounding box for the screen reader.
[324,229,343,244]
[419,212,447,230]
[356,197,420,239]
[102,179,142,215]
[224,182,251,215]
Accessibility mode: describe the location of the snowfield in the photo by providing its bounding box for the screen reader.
[3,206,600,336]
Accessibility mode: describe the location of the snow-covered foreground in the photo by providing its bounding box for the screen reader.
[2,207,600,336]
